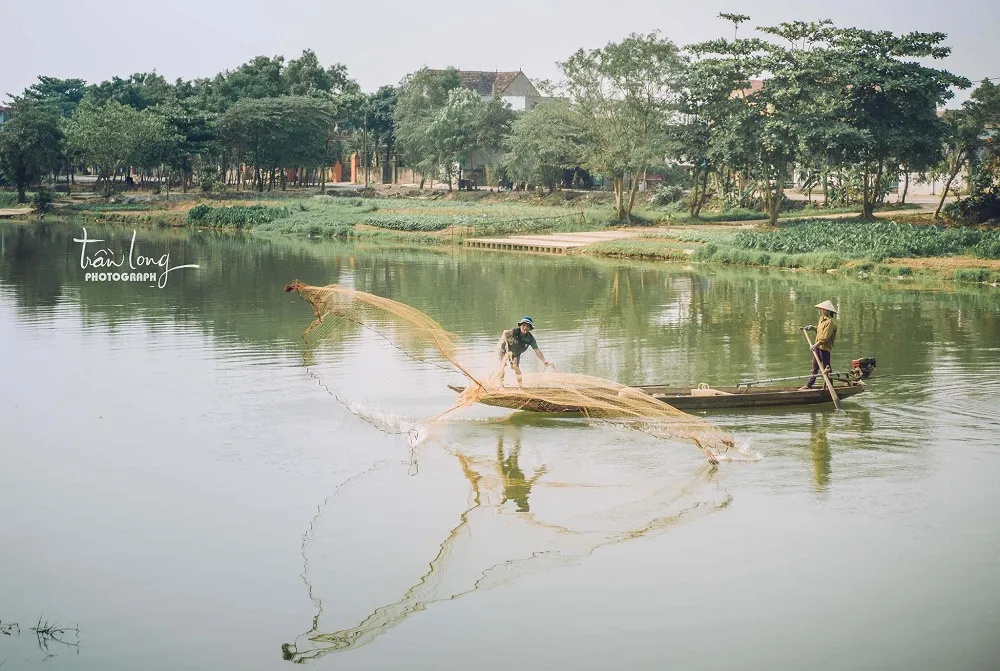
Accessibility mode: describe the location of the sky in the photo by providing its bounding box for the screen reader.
[3,0,997,106]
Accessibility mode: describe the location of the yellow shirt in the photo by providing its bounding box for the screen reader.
[815,314,837,351]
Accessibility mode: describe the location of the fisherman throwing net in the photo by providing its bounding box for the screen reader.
[285,280,736,464]
[496,316,551,387]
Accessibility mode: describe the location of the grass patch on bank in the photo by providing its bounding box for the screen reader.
[0,191,25,207]
[186,196,614,240]
[586,239,693,261]
[647,201,919,225]
[952,268,1000,283]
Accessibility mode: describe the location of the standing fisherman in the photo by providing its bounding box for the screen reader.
[497,316,551,386]
[803,300,838,389]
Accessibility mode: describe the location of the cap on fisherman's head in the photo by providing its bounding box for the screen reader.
[814,300,837,315]
[518,316,534,329]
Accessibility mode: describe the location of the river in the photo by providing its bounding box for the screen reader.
[1,220,998,670]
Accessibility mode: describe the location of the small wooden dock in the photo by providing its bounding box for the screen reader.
[0,208,32,219]
[464,230,641,254]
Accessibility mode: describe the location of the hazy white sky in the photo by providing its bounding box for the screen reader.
[4,0,997,104]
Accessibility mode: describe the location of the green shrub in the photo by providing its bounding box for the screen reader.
[953,268,991,283]
[32,187,55,213]
[185,204,292,229]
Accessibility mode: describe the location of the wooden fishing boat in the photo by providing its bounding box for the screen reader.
[446,380,867,412]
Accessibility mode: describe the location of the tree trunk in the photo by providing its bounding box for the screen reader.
[16,178,26,204]
[689,168,700,217]
[862,160,874,218]
[873,161,885,208]
[935,153,965,220]
[901,171,909,205]
[613,177,625,221]
[624,166,645,220]
[694,168,709,217]
[767,164,785,227]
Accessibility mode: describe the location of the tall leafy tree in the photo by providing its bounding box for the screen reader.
[559,31,687,221]
[0,100,64,202]
[934,80,1000,218]
[21,76,88,118]
[88,72,174,110]
[688,19,841,225]
[218,96,334,191]
[284,49,357,96]
[826,28,969,217]
[64,100,170,195]
[501,99,587,192]
[394,68,462,187]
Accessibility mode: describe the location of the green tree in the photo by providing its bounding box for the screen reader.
[394,68,462,187]
[367,86,398,183]
[934,80,1000,218]
[425,88,486,190]
[559,31,687,221]
[88,72,174,111]
[689,19,844,225]
[0,101,64,203]
[826,28,968,217]
[501,99,587,192]
[64,100,170,195]
[21,76,88,118]
[284,49,357,96]
[218,96,334,191]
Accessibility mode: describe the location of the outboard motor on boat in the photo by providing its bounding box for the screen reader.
[850,357,877,380]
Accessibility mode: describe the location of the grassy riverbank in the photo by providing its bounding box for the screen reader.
[585,214,1000,285]
[9,186,997,286]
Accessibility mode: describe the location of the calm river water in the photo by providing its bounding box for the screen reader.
[1,221,998,671]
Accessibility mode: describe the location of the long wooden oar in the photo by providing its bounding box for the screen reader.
[801,328,843,411]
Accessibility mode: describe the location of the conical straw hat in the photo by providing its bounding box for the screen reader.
[814,300,837,314]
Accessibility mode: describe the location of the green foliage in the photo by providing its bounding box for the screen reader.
[501,99,587,192]
[945,192,1000,224]
[952,268,1000,283]
[64,100,174,195]
[186,204,292,229]
[394,68,463,182]
[0,100,63,202]
[364,215,452,232]
[733,218,1000,259]
[31,187,55,213]
[68,201,155,212]
[218,96,335,192]
[0,192,20,207]
[560,31,687,221]
[393,69,514,188]
[21,76,88,118]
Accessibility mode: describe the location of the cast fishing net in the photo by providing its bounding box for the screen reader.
[284,280,736,463]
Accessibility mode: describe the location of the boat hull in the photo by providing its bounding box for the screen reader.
[447,383,866,412]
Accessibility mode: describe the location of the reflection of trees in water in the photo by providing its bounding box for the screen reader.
[281,426,730,663]
[4,221,999,381]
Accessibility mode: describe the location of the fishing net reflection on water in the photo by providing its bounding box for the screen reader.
[282,424,733,662]
[284,280,737,462]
